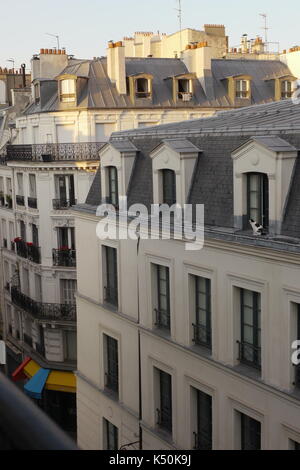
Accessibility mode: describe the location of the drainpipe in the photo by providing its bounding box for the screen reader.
[136,231,143,450]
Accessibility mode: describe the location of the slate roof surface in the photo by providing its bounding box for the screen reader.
[24,57,293,114]
[80,99,300,244]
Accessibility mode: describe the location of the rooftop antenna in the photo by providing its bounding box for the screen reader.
[175,0,183,54]
[259,13,269,52]
[45,33,60,50]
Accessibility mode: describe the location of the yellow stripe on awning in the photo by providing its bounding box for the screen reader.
[24,360,76,394]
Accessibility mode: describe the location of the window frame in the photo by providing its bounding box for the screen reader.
[154,264,171,331]
[192,276,212,350]
[157,369,172,433]
[107,166,119,208]
[104,246,118,307]
[236,79,250,99]
[247,173,269,229]
[104,418,118,450]
[240,412,261,450]
[194,389,213,450]
[104,335,119,396]
[162,169,176,207]
[239,289,262,370]
[59,79,76,103]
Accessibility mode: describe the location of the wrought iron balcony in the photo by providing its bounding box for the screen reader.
[16,195,25,206]
[6,142,104,162]
[52,249,76,267]
[105,372,119,394]
[15,240,41,264]
[237,340,261,371]
[23,333,33,348]
[156,408,172,433]
[0,372,78,450]
[52,198,77,210]
[104,286,118,307]
[28,197,37,209]
[154,308,170,330]
[11,286,76,322]
[192,323,212,350]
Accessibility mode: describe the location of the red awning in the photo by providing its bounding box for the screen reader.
[12,357,31,382]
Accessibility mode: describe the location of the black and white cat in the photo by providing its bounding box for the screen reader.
[249,219,264,236]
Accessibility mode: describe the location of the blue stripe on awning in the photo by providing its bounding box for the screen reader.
[24,368,50,400]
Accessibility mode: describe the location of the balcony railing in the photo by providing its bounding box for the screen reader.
[192,323,212,350]
[16,195,25,207]
[11,286,76,322]
[52,199,77,210]
[0,372,77,450]
[105,371,119,394]
[23,333,33,348]
[52,249,76,267]
[15,240,41,264]
[154,308,170,330]
[104,286,118,307]
[6,143,104,162]
[156,408,172,433]
[28,197,37,209]
[237,340,261,370]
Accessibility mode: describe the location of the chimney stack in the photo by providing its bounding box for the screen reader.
[107,41,126,95]
[182,43,214,100]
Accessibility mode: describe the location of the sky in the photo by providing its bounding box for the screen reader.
[0,0,299,72]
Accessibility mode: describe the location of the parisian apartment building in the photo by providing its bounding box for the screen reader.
[74,98,300,450]
[0,23,300,445]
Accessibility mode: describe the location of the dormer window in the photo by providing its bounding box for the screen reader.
[135,78,150,98]
[236,80,250,99]
[162,169,176,206]
[60,79,76,103]
[107,166,119,207]
[34,83,40,104]
[281,80,293,99]
[247,173,269,229]
[178,79,193,101]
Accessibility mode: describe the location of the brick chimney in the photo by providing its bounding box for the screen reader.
[31,48,69,81]
[107,42,126,95]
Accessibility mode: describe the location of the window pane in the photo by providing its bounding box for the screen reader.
[241,414,261,450]
[196,390,212,450]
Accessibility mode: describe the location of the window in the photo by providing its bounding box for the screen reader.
[178,78,192,101]
[54,175,75,207]
[60,79,76,103]
[60,279,77,305]
[192,276,212,350]
[107,167,119,207]
[157,369,172,433]
[194,389,212,450]
[239,289,261,370]
[32,224,39,246]
[104,335,119,395]
[22,268,30,296]
[64,330,77,362]
[135,78,150,98]
[291,440,300,450]
[104,246,118,307]
[35,273,42,302]
[236,79,250,99]
[281,80,293,99]
[29,174,37,198]
[34,83,40,104]
[162,169,176,206]
[240,413,261,450]
[20,221,26,241]
[57,227,75,250]
[295,304,300,388]
[17,173,24,195]
[104,419,118,450]
[247,173,269,228]
[154,265,170,331]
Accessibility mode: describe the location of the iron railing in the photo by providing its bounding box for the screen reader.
[104,286,118,307]
[52,198,77,210]
[192,323,212,349]
[28,197,37,209]
[52,249,76,267]
[11,286,76,322]
[0,372,78,450]
[156,408,172,433]
[105,371,119,394]
[16,195,25,206]
[154,308,170,330]
[6,143,103,162]
[15,240,41,264]
[237,340,261,370]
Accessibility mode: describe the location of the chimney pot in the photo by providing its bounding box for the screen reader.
[40,48,45,54]
[45,48,49,54]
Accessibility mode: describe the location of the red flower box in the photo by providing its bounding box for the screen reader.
[14,237,22,243]
[59,246,69,251]
[26,242,33,247]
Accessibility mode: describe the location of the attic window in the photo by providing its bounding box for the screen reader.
[281,80,293,99]
[135,78,151,98]
[247,173,269,229]
[34,83,40,104]
[177,79,192,101]
[60,79,76,103]
[162,169,176,206]
[236,80,250,99]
